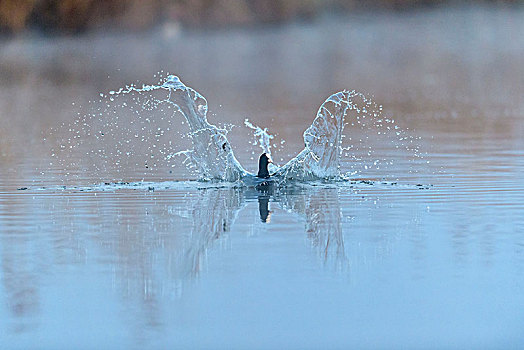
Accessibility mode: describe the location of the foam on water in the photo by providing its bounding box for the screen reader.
[23,178,422,193]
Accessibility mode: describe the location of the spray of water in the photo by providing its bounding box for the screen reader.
[244,119,274,157]
[161,75,247,181]
[162,76,355,182]
[52,73,424,186]
[274,91,353,181]
[243,119,281,174]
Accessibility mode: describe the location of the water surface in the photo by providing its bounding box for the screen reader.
[1,6,524,349]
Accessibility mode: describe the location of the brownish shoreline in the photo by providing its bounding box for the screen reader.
[1,0,521,35]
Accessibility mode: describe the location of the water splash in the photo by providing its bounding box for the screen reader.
[244,119,274,157]
[52,73,424,185]
[162,76,358,182]
[161,76,374,182]
[161,75,247,181]
[50,71,188,183]
[243,119,280,174]
[275,91,353,181]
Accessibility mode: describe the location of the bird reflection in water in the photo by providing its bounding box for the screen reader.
[255,182,274,223]
[181,184,346,277]
[258,194,271,223]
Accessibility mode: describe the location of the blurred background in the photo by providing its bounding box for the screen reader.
[1,0,522,34]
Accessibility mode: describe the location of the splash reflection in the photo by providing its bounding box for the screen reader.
[178,185,346,277]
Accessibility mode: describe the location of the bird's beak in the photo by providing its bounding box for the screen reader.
[267,157,273,163]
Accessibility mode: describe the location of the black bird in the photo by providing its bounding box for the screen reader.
[257,153,272,179]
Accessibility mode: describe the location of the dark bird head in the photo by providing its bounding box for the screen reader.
[257,153,272,179]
